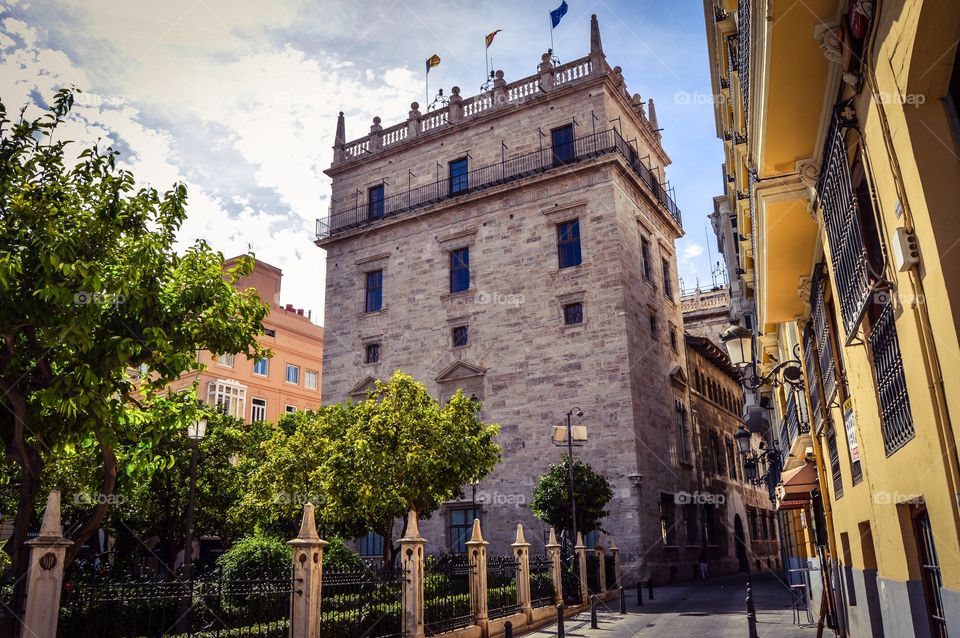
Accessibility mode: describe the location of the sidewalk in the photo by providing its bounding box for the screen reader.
[525,573,825,638]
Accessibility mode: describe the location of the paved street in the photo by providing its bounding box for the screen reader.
[528,573,823,638]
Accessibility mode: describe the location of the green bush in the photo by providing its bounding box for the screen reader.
[323,536,364,572]
[217,533,291,580]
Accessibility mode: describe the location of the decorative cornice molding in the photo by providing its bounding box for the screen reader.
[813,21,842,65]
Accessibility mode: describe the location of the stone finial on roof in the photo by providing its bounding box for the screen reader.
[590,14,604,55]
[334,111,345,147]
[648,97,661,134]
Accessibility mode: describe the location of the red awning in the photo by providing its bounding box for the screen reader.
[776,462,818,510]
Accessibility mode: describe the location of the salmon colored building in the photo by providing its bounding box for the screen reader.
[173,257,324,423]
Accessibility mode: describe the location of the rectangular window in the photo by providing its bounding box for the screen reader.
[684,504,698,545]
[449,158,469,195]
[827,424,843,499]
[285,364,300,385]
[649,313,658,335]
[251,398,266,423]
[661,257,673,300]
[669,326,678,352]
[641,237,653,280]
[217,353,235,367]
[557,219,582,269]
[365,270,383,313]
[659,494,676,546]
[449,506,481,553]
[563,302,583,325]
[206,380,246,420]
[551,124,575,165]
[450,247,470,293]
[365,343,380,364]
[253,358,269,376]
[305,370,318,390]
[675,400,689,462]
[452,325,468,347]
[368,184,385,220]
[264,328,276,337]
[285,405,297,414]
[358,532,384,557]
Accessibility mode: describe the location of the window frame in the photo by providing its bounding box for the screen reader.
[557,219,582,269]
[449,506,482,554]
[449,157,469,195]
[253,357,269,377]
[449,247,470,293]
[285,363,300,385]
[640,236,653,281]
[304,369,319,390]
[661,257,673,300]
[368,183,385,220]
[365,342,381,364]
[365,269,383,313]
[250,397,267,423]
[562,302,584,326]
[452,325,469,348]
[285,404,297,414]
[551,124,575,166]
[216,353,235,367]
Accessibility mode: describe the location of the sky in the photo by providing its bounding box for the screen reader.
[1,0,727,323]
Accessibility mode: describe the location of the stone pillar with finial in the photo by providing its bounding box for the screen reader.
[512,524,532,619]
[648,98,661,138]
[448,86,463,123]
[333,111,346,164]
[545,528,563,605]
[369,116,383,152]
[399,510,426,638]
[609,539,621,590]
[574,532,589,605]
[596,536,607,596]
[407,102,422,139]
[492,70,507,106]
[465,518,489,632]
[539,52,554,93]
[589,14,606,75]
[22,492,72,638]
[288,502,328,638]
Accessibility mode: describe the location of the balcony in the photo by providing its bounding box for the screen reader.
[869,300,915,455]
[316,128,682,240]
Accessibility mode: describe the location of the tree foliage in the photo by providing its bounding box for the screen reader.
[530,455,613,537]
[0,88,268,594]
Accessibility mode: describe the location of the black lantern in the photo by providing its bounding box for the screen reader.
[734,424,753,455]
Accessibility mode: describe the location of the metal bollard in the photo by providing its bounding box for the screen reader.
[504,621,513,638]
[590,595,598,628]
[746,586,758,638]
[647,579,654,600]
[619,586,626,615]
[557,603,565,638]
[637,581,643,606]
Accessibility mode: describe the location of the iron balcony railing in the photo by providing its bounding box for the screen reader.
[316,128,682,239]
[810,264,839,406]
[802,322,825,431]
[817,113,876,337]
[737,0,750,128]
[869,300,915,455]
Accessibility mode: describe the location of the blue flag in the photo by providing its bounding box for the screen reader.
[550,0,568,28]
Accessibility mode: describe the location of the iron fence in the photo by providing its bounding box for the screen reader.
[317,128,682,240]
[528,556,554,608]
[585,554,600,595]
[320,563,406,638]
[869,301,915,454]
[559,547,580,606]
[424,555,473,636]
[486,556,520,620]
[604,555,616,591]
[57,567,291,638]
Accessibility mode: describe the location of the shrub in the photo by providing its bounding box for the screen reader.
[217,533,291,580]
[323,537,364,572]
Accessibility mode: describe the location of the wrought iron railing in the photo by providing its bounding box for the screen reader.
[320,564,406,638]
[424,555,473,635]
[317,128,682,240]
[559,546,581,605]
[868,301,914,454]
[817,113,875,336]
[529,556,555,608]
[604,555,616,591]
[803,323,824,430]
[811,264,839,405]
[826,426,843,499]
[585,554,600,595]
[486,556,520,620]
[738,0,750,128]
[58,567,292,638]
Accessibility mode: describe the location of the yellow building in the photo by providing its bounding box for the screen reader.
[704,1,960,636]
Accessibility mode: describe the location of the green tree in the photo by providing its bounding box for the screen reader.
[250,371,501,562]
[530,455,613,539]
[0,89,268,599]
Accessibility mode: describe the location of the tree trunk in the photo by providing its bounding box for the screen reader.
[65,436,117,566]
[0,383,42,620]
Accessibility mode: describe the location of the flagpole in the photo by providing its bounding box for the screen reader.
[549,14,555,57]
[485,36,489,84]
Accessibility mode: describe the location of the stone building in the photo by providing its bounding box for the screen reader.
[684,334,781,578]
[316,17,699,582]
[681,284,732,346]
[169,257,324,423]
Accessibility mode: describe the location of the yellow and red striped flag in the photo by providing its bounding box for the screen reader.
[425,54,441,74]
[485,29,502,48]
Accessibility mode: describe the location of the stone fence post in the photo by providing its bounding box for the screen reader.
[545,528,563,605]
[574,532,588,605]
[288,503,327,638]
[21,492,72,638]
[596,537,607,596]
[609,540,621,589]
[368,117,383,152]
[466,519,489,635]
[511,524,532,620]
[400,511,426,638]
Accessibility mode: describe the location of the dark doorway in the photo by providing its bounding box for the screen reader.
[914,509,947,637]
[734,514,748,572]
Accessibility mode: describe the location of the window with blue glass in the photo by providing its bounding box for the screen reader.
[365,270,383,312]
[557,219,582,268]
[253,358,269,376]
[452,325,468,347]
[450,247,470,293]
[285,364,299,385]
[368,184,385,220]
[551,124,575,165]
[358,531,384,556]
[449,158,469,195]
[449,507,481,553]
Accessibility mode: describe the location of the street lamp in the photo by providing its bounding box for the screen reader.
[734,425,782,502]
[720,323,805,390]
[551,407,585,544]
[177,416,207,633]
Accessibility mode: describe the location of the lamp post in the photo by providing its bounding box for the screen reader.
[552,408,585,543]
[177,416,207,634]
[720,323,805,390]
